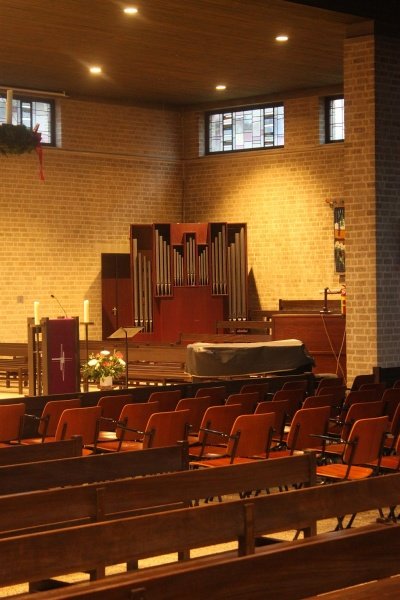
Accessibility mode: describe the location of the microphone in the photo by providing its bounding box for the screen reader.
[50,294,68,318]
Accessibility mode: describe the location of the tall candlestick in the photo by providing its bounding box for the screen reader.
[6,90,13,125]
[83,299,90,323]
[33,301,40,326]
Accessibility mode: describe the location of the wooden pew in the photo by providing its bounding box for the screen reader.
[0,472,399,593]
[14,523,400,600]
[0,444,188,496]
[216,320,273,335]
[180,333,272,344]
[0,454,316,540]
[0,437,82,466]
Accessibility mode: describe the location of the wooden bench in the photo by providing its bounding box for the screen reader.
[0,437,82,466]
[125,361,192,385]
[0,443,188,496]
[278,298,341,313]
[0,453,316,540]
[0,356,28,393]
[0,471,399,594]
[19,523,400,600]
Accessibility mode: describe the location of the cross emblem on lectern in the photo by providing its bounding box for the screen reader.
[52,344,73,381]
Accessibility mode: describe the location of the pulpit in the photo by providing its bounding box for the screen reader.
[28,317,80,396]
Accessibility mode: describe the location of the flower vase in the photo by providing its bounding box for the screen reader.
[99,375,113,389]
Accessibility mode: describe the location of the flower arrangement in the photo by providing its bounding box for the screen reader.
[82,350,126,382]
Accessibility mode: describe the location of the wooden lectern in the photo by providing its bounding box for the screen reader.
[28,317,80,396]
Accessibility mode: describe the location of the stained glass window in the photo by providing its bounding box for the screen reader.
[206,104,284,153]
[0,95,55,145]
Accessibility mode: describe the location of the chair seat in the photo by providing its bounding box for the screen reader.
[316,463,375,480]
[190,456,263,468]
[368,456,400,471]
[189,444,228,459]
[97,431,119,442]
[323,442,345,456]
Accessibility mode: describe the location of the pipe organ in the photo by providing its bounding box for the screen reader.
[129,222,248,342]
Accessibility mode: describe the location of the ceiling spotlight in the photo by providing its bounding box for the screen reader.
[89,66,102,75]
[275,34,289,42]
[124,6,138,15]
[215,84,226,91]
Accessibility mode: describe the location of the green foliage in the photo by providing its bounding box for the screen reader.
[0,124,39,155]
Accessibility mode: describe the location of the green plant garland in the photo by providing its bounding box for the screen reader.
[0,124,40,155]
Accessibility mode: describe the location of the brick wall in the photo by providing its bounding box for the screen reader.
[182,91,345,315]
[344,32,400,380]
[0,99,183,341]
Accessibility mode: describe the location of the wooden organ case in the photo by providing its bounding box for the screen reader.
[129,222,248,342]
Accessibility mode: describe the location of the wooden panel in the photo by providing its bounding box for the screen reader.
[272,313,346,377]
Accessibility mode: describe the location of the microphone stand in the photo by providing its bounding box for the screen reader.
[320,287,330,314]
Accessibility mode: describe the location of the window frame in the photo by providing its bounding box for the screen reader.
[205,102,284,155]
[0,94,56,146]
[325,95,344,144]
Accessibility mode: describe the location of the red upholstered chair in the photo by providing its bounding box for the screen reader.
[382,388,400,421]
[147,389,182,412]
[255,399,290,445]
[189,403,243,458]
[349,374,374,391]
[317,415,388,481]
[97,394,132,431]
[175,396,212,434]
[225,392,259,414]
[23,398,81,444]
[55,406,102,455]
[195,386,226,405]
[281,379,308,393]
[0,403,25,446]
[111,409,191,452]
[96,401,160,449]
[322,401,385,461]
[240,382,269,401]
[359,382,386,401]
[315,377,344,394]
[191,412,276,468]
[303,394,339,418]
[271,388,304,421]
[267,406,331,458]
[316,385,346,417]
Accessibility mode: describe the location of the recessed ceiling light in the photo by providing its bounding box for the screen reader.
[124,6,138,15]
[215,84,226,91]
[89,66,102,75]
[275,34,289,42]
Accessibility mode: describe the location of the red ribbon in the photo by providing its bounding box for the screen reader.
[33,126,45,181]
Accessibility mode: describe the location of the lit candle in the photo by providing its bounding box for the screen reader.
[33,301,40,326]
[83,299,90,323]
[6,90,13,125]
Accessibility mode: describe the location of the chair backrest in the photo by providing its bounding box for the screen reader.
[198,404,243,445]
[271,388,304,419]
[239,382,269,401]
[388,402,400,438]
[40,398,81,436]
[287,406,330,452]
[281,380,308,393]
[227,412,275,461]
[303,394,336,412]
[350,374,374,391]
[343,415,388,467]
[195,386,226,405]
[148,389,182,412]
[55,406,102,445]
[382,388,400,420]
[97,395,132,431]
[226,392,259,414]
[359,382,386,401]
[0,403,25,442]
[143,409,190,449]
[175,396,211,433]
[255,399,290,443]
[116,401,160,441]
[340,401,385,441]
[315,377,344,393]
[343,389,378,409]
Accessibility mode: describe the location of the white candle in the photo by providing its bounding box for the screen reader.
[6,90,13,125]
[33,301,40,326]
[83,299,90,323]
